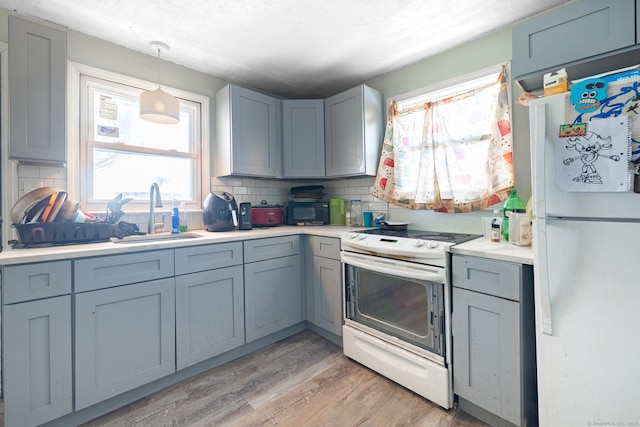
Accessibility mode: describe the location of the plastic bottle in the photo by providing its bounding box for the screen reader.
[490,209,502,242]
[502,189,525,242]
[171,200,180,234]
[179,202,188,232]
[350,199,362,226]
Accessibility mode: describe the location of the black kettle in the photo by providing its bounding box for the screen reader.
[203,191,238,232]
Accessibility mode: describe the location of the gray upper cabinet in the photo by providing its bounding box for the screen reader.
[215,84,280,178]
[324,84,383,177]
[8,15,67,164]
[282,99,325,178]
[512,0,637,90]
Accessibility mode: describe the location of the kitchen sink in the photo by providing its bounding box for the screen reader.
[111,232,202,244]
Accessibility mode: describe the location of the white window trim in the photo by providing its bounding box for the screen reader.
[67,61,210,213]
[390,62,511,109]
[1,41,18,254]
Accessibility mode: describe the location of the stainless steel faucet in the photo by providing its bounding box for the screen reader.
[148,182,163,234]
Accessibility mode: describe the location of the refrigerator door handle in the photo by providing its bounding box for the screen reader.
[531,101,547,218]
[534,217,553,335]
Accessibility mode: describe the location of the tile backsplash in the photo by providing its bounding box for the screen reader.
[15,165,485,235]
[14,164,388,233]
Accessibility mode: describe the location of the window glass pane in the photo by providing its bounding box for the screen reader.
[79,73,202,211]
[89,85,192,152]
[92,148,193,202]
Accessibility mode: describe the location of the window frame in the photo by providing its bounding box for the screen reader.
[391,62,511,110]
[68,61,210,214]
[373,61,514,212]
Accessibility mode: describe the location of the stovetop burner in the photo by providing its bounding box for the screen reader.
[361,229,479,244]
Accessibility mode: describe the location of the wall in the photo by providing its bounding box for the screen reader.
[1,7,531,238]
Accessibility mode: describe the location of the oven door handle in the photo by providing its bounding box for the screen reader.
[341,252,445,282]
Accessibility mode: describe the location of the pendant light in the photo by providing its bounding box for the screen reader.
[140,41,180,124]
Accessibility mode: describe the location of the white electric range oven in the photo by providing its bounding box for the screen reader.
[340,229,478,409]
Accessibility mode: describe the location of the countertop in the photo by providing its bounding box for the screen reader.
[0,226,359,266]
[450,237,534,265]
[0,225,534,266]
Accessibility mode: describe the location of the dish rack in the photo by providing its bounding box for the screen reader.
[13,222,113,247]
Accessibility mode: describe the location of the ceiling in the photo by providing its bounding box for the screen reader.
[1,0,571,98]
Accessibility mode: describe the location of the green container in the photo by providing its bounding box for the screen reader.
[329,198,345,225]
[502,189,525,242]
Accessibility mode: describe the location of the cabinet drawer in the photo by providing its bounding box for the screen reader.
[175,242,243,275]
[452,255,521,301]
[74,250,174,292]
[309,236,340,260]
[244,235,300,263]
[3,261,71,304]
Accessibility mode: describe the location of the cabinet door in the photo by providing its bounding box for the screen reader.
[325,86,365,176]
[75,278,176,410]
[3,296,72,427]
[312,256,342,336]
[325,85,383,177]
[282,99,325,178]
[452,287,521,426]
[8,16,66,163]
[215,84,280,177]
[512,0,636,79]
[244,255,302,342]
[176,265,244,369]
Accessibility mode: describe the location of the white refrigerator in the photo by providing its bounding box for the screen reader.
[529,94,640,426]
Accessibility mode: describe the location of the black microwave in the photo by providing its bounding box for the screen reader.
[284,202,329,225]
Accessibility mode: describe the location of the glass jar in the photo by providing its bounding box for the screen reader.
[350,200,362,226]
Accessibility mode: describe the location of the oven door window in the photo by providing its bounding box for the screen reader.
[347,265,443,355]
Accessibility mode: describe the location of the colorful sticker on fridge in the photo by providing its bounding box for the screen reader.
[559,123,587,138]
[555,116,631,192]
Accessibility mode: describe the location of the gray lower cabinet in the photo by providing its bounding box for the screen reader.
[244,236,302,343]
[324,84,383,177]
[3,296,72,427]
[175,242,245,369]
[1,261,73,427]
[175,266,244,369]
[282,99,325,178]
[305,236,342,336]
[8,15,67,163]
[452,254,536,427]
[75,278,176,410]
[74,250,176,410]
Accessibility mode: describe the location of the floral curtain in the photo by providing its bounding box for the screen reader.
[372,69,514,213]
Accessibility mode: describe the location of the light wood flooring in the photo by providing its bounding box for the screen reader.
[80,330,487,426]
